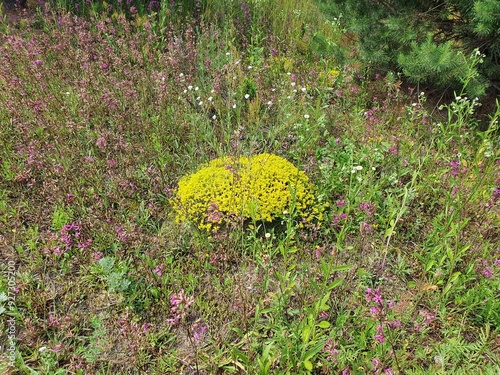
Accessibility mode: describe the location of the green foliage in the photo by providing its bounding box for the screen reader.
[321,0,500,96]
[433,325,497,373]
[77,316,108,364]
[172,153,323,231]
[1,0,499,373]
[474,0,500,38]
[92,256,131,293]
[457,279,500,327]
[51,205,71,231]
[397,37,488,97]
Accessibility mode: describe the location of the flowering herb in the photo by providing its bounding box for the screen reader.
[172,153,323,231]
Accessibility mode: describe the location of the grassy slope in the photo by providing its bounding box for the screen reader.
[0,1,499,374]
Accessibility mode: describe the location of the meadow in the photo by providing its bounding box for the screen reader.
[0,1,499,373]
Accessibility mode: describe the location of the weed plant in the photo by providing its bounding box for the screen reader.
[0,1,499,374]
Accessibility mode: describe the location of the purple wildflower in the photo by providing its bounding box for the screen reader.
[481,267,493,278]
[167,290,194,327]
[323,339,340,363]
[360,221,374,237]
[337,196,346,207]
[92,251,103,261]
[419,309,436,326]
[192,321,207,340]
[359,201,376,218]
[374,324,385,344]
[365,286,383,304]
[96,136,107,150]
[389,319,402,329]
[153,264,164,277]
[388,145,398,155]
[319,310,329,319]
[48,315,61,327]
[491,187,500,203]
[331,212,347,227]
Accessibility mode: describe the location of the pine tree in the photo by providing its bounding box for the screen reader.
[319,0,500,96]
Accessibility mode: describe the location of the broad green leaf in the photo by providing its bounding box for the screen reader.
[317,320,331,329]
[303,340,325,362]
[449,271,461,283]
[320,291,331,307]
[302,325,311,343]
[303,359,313,371]
[385,228,395,238]
[425,260,436,272]
[150,287,159,299]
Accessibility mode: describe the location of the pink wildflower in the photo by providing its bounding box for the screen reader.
[374,324,385,344]
[96,136,107,150]
[153,264,164,277]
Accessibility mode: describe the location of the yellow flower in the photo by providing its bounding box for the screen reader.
[172,154,323,231]
[329,69,340,78]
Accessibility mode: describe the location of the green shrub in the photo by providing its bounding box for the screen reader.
[397,36,488,98]
[320,0,500,97]
[172,153,323,231]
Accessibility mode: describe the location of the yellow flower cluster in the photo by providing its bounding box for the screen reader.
[172,154,321,231]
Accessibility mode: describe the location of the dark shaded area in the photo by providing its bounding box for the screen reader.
[3,0,27,9]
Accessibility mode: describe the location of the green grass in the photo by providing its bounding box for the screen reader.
[0,1,499,374]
